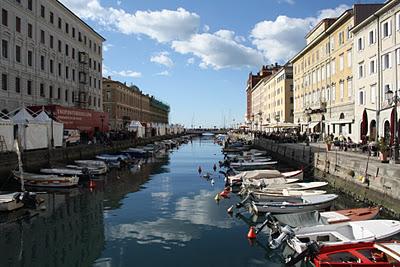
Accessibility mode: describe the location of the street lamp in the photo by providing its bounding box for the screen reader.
[385,88,399,163]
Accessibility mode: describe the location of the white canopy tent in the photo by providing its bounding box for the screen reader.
[0,117,14,151]
[127,120,145,138]
[12,108,48,150]
[33,111,64,147]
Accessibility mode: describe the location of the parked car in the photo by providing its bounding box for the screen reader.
[63,129,80,146]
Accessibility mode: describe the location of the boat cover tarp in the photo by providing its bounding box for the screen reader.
[33,111,64,147]
[274,211,325,227]
[0,118,14,151]
[234,170,282,180]
[127,120,145,138]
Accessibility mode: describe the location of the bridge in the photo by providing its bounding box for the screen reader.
[185,128,229,135]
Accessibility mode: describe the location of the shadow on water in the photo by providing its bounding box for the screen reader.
[0,189,104,267]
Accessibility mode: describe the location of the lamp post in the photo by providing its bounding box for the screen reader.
[385,89,399,163]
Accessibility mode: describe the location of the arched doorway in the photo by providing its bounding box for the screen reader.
[384,120,391,144]
[339,113,345,134]
[369,120,376,141]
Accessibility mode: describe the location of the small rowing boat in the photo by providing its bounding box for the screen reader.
[13,171,79,188]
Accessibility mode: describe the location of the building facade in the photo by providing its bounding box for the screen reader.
[103,77,169,130]
[352,0,400,144]
[292,4,382,140]
[0,0,105,113]
[250,64,294,131]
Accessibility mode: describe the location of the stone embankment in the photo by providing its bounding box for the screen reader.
[0,134,184,181]
[254,138,400,217]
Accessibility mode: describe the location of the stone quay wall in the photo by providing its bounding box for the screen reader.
[0,134,184,181]
[254,138,400,217]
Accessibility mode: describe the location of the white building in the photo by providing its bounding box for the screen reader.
[352,0,400,144]
[0,0,105,113]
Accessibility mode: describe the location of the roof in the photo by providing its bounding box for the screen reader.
[55,0,106,41]
[352,1,393,33]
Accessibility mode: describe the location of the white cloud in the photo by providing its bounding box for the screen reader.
[115,70,142,78]
[116,0,122,5]
[250,4,350,63]
[187,57,195,65]
[150,52,174,67]
[156,70,170,76]
[60,0,200,43]
[103,43,113,52]
[172,31,264,70]
[278,0,295,4]
[203,24,210,32]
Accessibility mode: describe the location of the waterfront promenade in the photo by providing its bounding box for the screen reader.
[254,137,400,216]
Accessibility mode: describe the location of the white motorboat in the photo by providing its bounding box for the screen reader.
[75,160,109,173]
[230,161,278,170]
[250,194,338,214]
[242,177,300,188]
[261,181,328,191]
[286,220,400,253]
[13,171,79,188]
[250,189,327,202]
[66,165,107,175]
[40,168,85,176]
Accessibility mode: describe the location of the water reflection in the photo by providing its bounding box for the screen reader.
[0,189,104,267]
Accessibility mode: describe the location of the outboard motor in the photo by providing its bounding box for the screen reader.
[285,241,320,266]
[19,192,38,209]
[269,225,295,249]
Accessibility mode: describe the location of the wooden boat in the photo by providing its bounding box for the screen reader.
[274,207,380,227]
[13,171,79,188]
[228,169,303,186]
[40,168,85,176]
[74,160,109,173]
[250,194,337,214]
[287,220,400,252]
[0,192,24,211]
[260,181,328,191]
[66,165,107,175]
[230,161,278,170]
[311,241,400,267]
[242,177,299,188]
[250,189,327,202]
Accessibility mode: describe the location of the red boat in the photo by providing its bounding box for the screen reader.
[313,241,400,266]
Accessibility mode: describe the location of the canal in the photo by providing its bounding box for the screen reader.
[0,137,392,267]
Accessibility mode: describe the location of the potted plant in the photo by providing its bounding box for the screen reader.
[324,136,333,151]
[377,137,390,163]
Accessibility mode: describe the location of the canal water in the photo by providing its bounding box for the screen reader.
[0,137,390,267]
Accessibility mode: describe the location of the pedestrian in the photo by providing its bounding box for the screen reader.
[213,164,217,172]
[198,166,202,175]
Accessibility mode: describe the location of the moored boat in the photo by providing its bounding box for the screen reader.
[0,192,24,211]
[13,171,79,188]
[250,194,337,214]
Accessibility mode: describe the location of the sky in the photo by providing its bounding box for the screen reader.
[59,0,377,128]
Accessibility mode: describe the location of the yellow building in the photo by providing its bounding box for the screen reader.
[250,64,294,131]
[292,4,382,140]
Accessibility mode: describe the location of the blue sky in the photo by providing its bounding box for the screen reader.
[61,0,370,128]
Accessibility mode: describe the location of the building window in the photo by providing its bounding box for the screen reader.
[40,83,45,97]
[58,40,62,53]
[370,84,376,104]
[65,89,68,102]
[41,5,45,18]
[369,30,375,45]
[40,30,45,44]
[369,59,376,74]
[382,20,392,38]
[28,23,33,38]
[1,40,8,58]
[49,85,53,98]
[1,9,7,26]
[15,77,20,93]
[57,88,61,99]
[65,66,69,79]
[332,85,336,102]
[40,55,45,70]
[358,63,364,78]
[359,90,365,105]
[72,69,75,81]
[27,80,32,95]
[50,59,54,73]
[16,17,21,32]
[28,50,32,66]
[28,0,33,11]
[58,17,62,29]
[72,27,75,38]
[65,44,69,56]
[50,12,54,24]
[50,35,54,49]
[382,53,391,69]
[65,23,69,34]
[1,74,7,91]
[348,79,353,98]
[15,45,21,63]
[357,37,364,51]
[58,63,62,76]
[78,32,82,42]
[339,54,344,71]
[384,84,391,100]
[72,48,75,59]
[340,82,344,100]
[331,59,336,75]
[347,49,352,68]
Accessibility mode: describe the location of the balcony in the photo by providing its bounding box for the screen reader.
[303,101,327,114]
